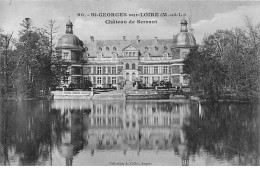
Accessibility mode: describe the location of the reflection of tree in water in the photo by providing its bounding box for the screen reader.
[183,101,259,165]
[50,108,87,165]
[0,101,52,165]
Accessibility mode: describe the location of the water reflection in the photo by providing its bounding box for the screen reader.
[0,100,259,166]
[184,101,260,165]
[50,100,192,165]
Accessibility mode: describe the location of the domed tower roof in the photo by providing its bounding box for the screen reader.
[56,20,83,51]
[66,20,73,26]
[180,19,188,25]
[176,19,196,48]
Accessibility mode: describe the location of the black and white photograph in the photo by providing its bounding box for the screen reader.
[0,0,260,166]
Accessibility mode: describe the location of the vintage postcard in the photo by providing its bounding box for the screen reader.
[0,0,259,166]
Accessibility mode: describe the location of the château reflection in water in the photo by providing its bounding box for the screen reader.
[0,100,259,166]
[51,100,192,166]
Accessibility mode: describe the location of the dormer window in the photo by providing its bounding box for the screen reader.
[155,46,158,51]
[99,47,102,51]
[106,47,109,51]
[113,47,117,51]
[163,53,168,57]
[97,53,102,58]
[164,46,167,50]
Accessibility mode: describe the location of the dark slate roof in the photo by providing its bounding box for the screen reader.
[83,36,177,57]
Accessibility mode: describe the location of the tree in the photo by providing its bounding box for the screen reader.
[184,47,227,100]
[0,29,20,100]
[184,18,260,100]
[0,18,62,100]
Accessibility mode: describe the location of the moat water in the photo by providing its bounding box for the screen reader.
[0,100,259,166]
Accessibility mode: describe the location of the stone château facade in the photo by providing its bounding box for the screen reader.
[55,19,196,88]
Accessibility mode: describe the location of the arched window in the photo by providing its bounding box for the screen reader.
[164,46,168,50]
[132,63,135,69]
[163,53,168,57]
[126,63,129,69]
[97,53,102,58]
[132,72,136,81]
[113,47,117,51]
[144,53,149,57]
[106,47,109,51]
[155,46,158,51]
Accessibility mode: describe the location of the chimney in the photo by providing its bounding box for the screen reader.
[123,36,126,41]
[90,36,94,42]
[137,35,140,43]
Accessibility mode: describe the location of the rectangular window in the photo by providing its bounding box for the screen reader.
[97,67,101,74]
[154,66,158,74]
[183,52,188,58]
[83,77,89,83]
[163,66,168,74]
[163,76,168,81]
[102,76,106,84]
[63,52,69,60]
[97,77,102,84]
[102,66,106,74]
[112,67,116,74]
[112,77,116,84]
[150,66,154,74]
[144,66,148,74]
[144,77,149,84]
[107,66,111,74]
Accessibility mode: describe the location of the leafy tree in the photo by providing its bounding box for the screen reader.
[0,18,61,100]
[184,18,260,100]
[184,47,227,100]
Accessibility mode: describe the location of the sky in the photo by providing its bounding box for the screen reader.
[1,0,260,44]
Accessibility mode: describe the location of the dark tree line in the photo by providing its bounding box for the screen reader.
[0,18,62,100]
[184,17,260,101]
